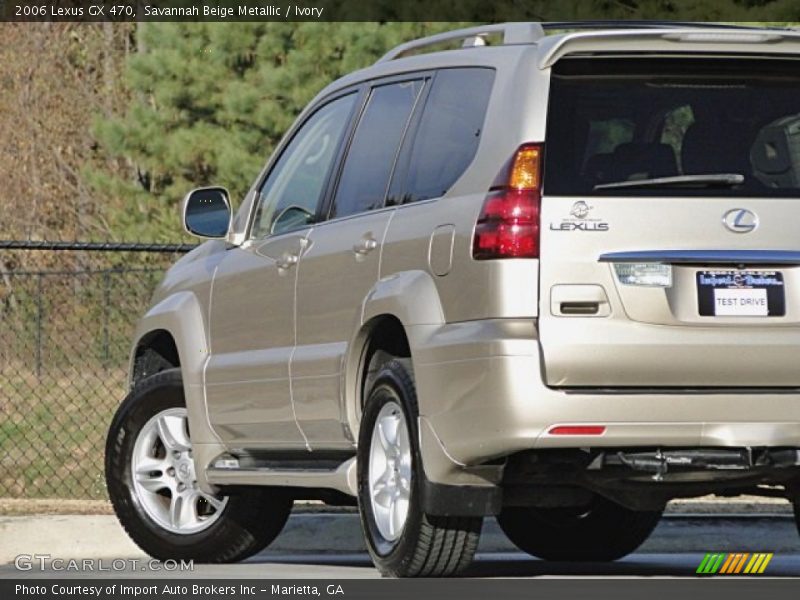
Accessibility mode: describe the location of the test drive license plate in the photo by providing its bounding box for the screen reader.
[697,270,785,317]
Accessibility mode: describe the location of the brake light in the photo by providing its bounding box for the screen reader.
[473,143,542,260]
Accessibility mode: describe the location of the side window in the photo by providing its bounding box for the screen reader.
[397,68,495,204]
[251,93,356,238]
[329,80,424,220]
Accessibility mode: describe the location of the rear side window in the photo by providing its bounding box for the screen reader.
[394,68,495,204]
[330,80,424,219]
[545,58,800,197]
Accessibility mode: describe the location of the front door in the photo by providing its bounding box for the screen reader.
[205,236,307,448]
[205,92,358,450]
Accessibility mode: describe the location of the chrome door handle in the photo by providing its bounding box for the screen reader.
[353,237,378,255]
[276,252,299,270]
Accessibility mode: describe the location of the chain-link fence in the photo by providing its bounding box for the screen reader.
[0,243,194,501]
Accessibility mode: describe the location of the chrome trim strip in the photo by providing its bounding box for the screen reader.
[599,250,800,265]
[559,386,800,395]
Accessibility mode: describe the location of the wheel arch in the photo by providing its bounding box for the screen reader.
[130,329,181,388]
[343,314,410,441]
[127,291,223,458]
[128,291,208,388]
[343,270,446,437]
[345,271,502,516]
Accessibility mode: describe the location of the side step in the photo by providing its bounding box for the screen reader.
[206,455,357,496]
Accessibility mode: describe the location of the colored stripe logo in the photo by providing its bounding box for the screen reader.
[696,553,773,575]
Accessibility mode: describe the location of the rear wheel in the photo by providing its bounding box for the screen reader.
[106,369,292,562]
[357,358,482,577]
[498,495,662,561]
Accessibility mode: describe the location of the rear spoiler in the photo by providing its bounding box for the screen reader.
[537,28,800,69]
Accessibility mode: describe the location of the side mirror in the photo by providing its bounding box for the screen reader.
[182,187,232,239]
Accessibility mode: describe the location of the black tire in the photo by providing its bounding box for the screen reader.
[105,368,292,563]
[357,358,482,577]
[498,495,662,561]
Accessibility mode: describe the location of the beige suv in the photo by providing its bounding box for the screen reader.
[106,22,800,577]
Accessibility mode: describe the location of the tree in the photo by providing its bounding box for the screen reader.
[0,22,133,268]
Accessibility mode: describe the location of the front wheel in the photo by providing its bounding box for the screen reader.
[105,369,292,562]
[357,358,482,577]
[498,495,662,561]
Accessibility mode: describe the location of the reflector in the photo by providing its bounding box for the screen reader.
[548,425,607,435]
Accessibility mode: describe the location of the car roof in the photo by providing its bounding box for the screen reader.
[322,21,800,87]
[306,22,800,116]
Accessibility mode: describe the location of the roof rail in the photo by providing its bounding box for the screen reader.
[376,21,785,64]
[542,20,764,32]
[376,23,545,63]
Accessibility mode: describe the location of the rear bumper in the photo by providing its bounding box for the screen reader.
[540,317,800,387]
[408,319,800,485]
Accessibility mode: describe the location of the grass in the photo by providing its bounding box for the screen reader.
[0,268,163,507]
[0,365,127,502]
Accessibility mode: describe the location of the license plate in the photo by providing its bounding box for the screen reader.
[697,270,785,317]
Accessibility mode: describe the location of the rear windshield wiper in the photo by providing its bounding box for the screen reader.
[594,174,745,191]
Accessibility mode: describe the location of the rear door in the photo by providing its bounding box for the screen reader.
[292,77,426,448]
[539,57,800,387]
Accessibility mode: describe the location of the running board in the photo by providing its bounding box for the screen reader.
[205,456,357,496]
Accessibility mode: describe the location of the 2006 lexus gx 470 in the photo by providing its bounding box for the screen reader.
[106,22,800,576]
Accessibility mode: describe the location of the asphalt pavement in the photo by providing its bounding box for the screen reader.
[1,512,798,578]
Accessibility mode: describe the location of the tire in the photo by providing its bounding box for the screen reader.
[105,368,292,563]
[793,498,800,537]
[357,358,482,577]
[498,495,662,561]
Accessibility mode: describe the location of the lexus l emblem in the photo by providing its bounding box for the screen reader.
[722,208,758,233]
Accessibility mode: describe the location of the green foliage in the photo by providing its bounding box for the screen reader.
[525,0,800,21]
[90,23,466,240]
[328,0,798,21]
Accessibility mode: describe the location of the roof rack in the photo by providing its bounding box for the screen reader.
[376,21,780,64]
[543,20,762,32]
[376,23,545,63]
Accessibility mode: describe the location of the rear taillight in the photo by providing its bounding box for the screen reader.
[472,143,543,260]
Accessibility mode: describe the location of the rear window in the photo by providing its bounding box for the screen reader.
[545,58,800,197]
[397,68,495,204]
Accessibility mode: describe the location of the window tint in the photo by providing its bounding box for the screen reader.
[330,80,423,219]
[586,119,635,156]
[251,93,356,238]
[581,118,635,182]
[546,58,800,197]
[395,68,495,204]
